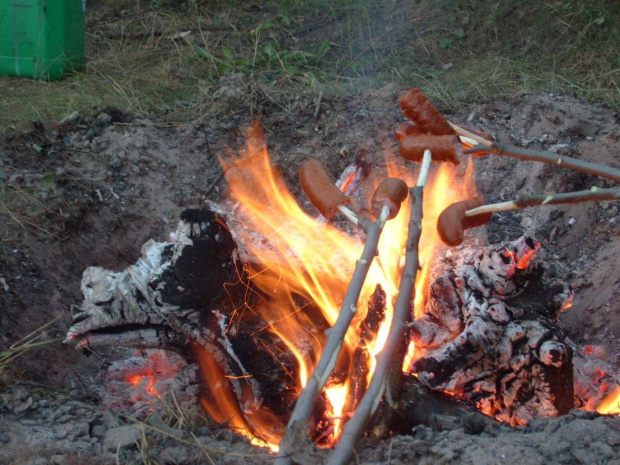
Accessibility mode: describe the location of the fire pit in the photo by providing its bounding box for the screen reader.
[63,91,620,463]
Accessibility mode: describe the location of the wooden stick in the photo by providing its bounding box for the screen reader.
[449,122,620,182]
[275,205,391,464]
[465,187,620,217]
[328,150,432,465]
[314,90,324,120]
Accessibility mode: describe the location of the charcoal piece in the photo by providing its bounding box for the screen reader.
[369,375,497,436]
[154,209,236,308]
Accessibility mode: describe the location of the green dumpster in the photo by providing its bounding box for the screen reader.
[0,0,85,80]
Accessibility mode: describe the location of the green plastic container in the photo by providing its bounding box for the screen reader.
[0,0,85,80]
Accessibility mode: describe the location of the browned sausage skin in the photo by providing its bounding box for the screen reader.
[437,199,492,246]
[399,134,462,164]
[371,178,409,220]
[400,89,456,136]
[299,159,351,219]
[395,121,423,142]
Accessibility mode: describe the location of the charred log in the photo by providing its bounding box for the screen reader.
[410,236,574,426]
[370,375,497,436]
[65,208,297,440]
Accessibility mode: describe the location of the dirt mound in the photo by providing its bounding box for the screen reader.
[1,89,619,462]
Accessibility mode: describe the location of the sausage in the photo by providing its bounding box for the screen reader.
[437,199,493,246]
[400,89,455,135]
[399,134,462,163]
[371,178,409,220]
[299,159,351,219]
[395,121,423,142]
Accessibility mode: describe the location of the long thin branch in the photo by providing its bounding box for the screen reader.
[328,150,432,465]
[449,121,620,182]
[466,186,620,217]
[275,205,391,464]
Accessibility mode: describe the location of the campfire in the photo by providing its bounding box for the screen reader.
[65,90,620,463]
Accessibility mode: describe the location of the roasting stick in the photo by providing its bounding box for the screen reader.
[329,149,432,465]
[275,166,407,465]
[466,187,620,215]
[449,122,620,182]
[438,187,620,246]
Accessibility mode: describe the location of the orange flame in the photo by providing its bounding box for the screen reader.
[197,122,475,448]
[195,343,281,452]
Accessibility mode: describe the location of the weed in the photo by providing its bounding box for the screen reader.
[0,0,618,128]
[0,314,61,385]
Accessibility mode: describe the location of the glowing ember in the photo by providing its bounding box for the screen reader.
[516,241,540,270]
[127,375,158,396]
[561,294,574,311]
[118,350,184,403]
[192,122,476,446]
[339,172,356,194]
[596,386,620,415]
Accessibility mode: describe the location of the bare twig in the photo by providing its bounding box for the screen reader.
[275,205,391,464]
[204,169,226,198]
[328,150,432,465]
[465,186,620,217]
[449,121,620,182]
[313,90,324,120]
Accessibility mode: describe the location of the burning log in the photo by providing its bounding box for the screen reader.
[410,236,574,426]
[65,208,294,443]
[372,375,497,435]
[347,285,386,409]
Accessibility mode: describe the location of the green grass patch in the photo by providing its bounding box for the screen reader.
[1,0,619,128]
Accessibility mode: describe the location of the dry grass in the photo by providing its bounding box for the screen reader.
[0,0,618,128]
[0,314,61,385]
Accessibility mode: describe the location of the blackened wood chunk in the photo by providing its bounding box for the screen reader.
[373,374,496,436]
[66,208,295,439]
[410,237,574,426]
[154,209,237,308]
[66,208,239,346]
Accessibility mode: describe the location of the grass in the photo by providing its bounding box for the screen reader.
[0,0,619,128]
[0,314,61,385]
[125,389,273,464]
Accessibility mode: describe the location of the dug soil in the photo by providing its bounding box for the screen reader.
[1,84,619,463]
